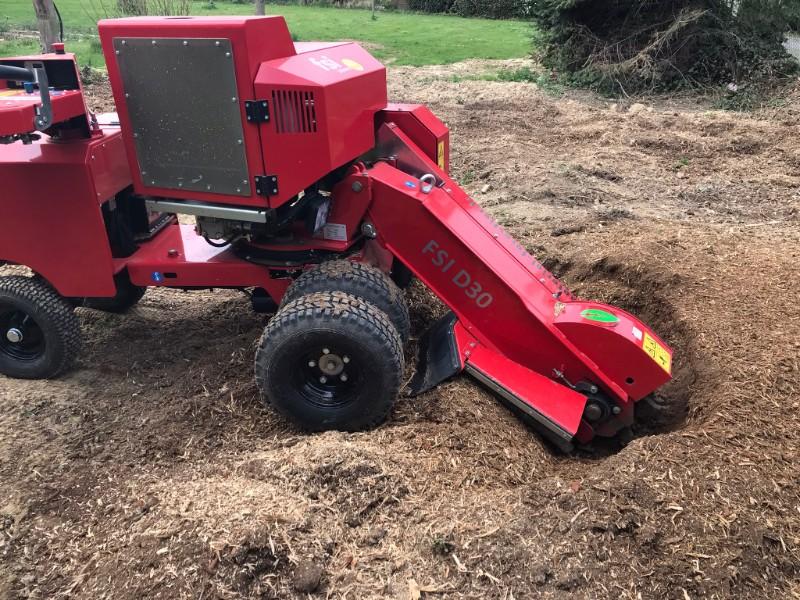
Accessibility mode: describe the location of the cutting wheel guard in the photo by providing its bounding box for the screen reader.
[364,125,673,447]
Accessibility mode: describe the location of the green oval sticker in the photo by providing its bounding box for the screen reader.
[580,308,619,324]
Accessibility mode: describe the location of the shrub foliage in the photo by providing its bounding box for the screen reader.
[528,0,799,93]
[408,0,528,18]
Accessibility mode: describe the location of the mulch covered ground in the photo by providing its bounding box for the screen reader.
[1,63,798,599]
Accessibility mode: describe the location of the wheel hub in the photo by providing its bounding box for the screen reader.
[6,328,23,343]
[0,307,46,362]
[319,353,345,377]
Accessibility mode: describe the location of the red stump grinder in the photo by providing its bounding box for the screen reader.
[0,17,673,450]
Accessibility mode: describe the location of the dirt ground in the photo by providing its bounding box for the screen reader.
[1,61,799,599]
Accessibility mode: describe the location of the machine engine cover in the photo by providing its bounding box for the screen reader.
[100,17,387,211]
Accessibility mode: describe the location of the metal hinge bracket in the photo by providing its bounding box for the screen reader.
[254,175,279,197]
[245,100,270,124]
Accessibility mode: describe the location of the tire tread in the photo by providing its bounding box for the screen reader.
[281,261,411,344]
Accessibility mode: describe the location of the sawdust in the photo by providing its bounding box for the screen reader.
[1,61,799,599]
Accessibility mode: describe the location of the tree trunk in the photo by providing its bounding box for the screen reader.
[32,0,59,53]
[255,0,265,16]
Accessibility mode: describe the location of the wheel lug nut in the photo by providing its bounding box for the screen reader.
[343,356,350,364]
[6,328,23,343]
[340,374,348,382]
[308,361,316,368]
[322,348,330,355]
[319,376,328,384]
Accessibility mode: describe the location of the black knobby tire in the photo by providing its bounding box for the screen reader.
[255,291,404,432]
[281,261,411,344]
[82,272,145,314]
[0,276,81,379]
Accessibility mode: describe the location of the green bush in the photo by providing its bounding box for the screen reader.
[409,0,527,18]
[529,0,799,95]
[450,0,528,18]
[452,0,529,19]
[407,0,454,12]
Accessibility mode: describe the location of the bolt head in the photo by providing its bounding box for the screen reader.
[352,181,363,193]
[584,402,604,422]
[343,356,350,364]
[5,328,23,343]
[319,376,328,384]
[322,348,330,355]
[340,374,348,382]
[308,361,316,368]
[361,222,378,239]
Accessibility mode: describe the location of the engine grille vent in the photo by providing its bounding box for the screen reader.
[272,90,318,134]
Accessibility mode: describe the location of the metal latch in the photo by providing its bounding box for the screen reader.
[254,175,279,197]
[245,100,270,124]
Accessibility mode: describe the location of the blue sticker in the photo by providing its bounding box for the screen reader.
[404,181,417,189]
[151,272,164,283]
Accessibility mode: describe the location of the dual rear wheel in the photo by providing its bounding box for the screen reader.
[255,261,408,432]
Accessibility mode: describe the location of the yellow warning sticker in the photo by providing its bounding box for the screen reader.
[643,332,672,374]
[437,140,446,170]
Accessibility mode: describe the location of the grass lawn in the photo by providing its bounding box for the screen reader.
[0,1,531,68]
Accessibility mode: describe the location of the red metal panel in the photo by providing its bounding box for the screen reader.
[123,224,291,299]
[89,129,132,203]
[99,16,296,209]
[255,43,387,208]
[465,336,588,440]
[554,301,673,402]
[0,128,130,296]
[0,89,85,136]
[379,104,450,173]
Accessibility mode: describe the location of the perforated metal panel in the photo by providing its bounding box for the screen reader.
[113,37,250,196]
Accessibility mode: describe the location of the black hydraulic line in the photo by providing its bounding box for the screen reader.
[0,65,35,82]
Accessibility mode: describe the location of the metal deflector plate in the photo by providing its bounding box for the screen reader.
[113,37,250,197]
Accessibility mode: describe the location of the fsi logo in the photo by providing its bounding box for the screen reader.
[423,240,494,309]
[308,55,364,74]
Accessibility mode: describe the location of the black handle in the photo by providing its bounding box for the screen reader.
[0,65,35,83]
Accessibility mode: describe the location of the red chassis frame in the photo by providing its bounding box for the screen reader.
[0,17,673,449]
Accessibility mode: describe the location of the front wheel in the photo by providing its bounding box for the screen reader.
[0,276,82,379]
[255,291,404,432]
